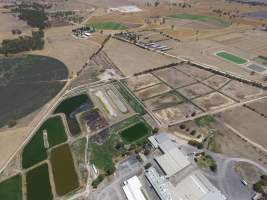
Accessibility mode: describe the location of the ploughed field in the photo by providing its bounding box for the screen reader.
[0,55,68,127]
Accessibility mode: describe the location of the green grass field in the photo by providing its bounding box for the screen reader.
[22,116,67,169]
[119,122,151,143]
[0,175,22,200]
[50,144,79,196]
[89,116,151,172]
[26,164,53,200]
[170,13,229,27]
[216,51,248,64]
[88,22,128,30]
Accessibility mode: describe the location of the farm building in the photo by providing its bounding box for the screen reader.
[149,133,190,177]
[122,176,146,200]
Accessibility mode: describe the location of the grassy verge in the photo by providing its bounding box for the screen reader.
[114,82,146,115]
[195,115,215,126]
[195,153,217,172]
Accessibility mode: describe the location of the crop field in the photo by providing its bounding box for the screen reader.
[26,164,53,200]
[203,75,230,90]
[143,91,184,111]
[55,94,94,136]
[154,68,196,88]
[22,116,67,169]
[125,74,160,91]
[119,122,151,143]
[178,83,213,99]
[88,22,128,30]
[0,175,22,200]
[175,64,214,81]
[220,80,264,101]
[169,13,229,27]
[215,51,248,65]
[154,102,202,124]
[50,144,79,196]
[193,92,235,111]
[135,84,171,100]
[0,55,68,127]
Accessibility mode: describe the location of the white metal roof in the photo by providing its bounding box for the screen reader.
[122,176,146,200]
[153,133,190,177]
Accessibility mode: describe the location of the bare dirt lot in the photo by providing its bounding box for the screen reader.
[193,92,235,111]
[220,80,265,101]
[134,83,171,100]
[33,26,100,73]
[103,38,177,76]
[203,75,230,90]
[125,74,160,91]
[153,67,196,88]
[218,106,267,149]
[143,91,184,111]
[206,119,267,168]
[247,98,267,116]
[178,83,213,99]
[175,64,214,81]
[154,102,202,124]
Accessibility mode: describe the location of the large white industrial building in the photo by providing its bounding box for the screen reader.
[148,133,190,177]
[122,176,146,200]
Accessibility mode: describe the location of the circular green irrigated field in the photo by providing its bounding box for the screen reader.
[0,54,68,127]
[88,22,128,30]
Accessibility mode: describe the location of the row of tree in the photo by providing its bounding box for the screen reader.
[0,30,45,55]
